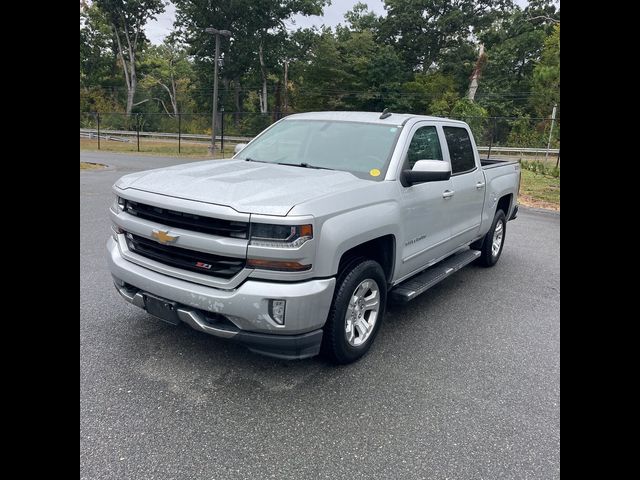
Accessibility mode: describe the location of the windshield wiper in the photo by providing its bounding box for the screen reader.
[246,158,334,170]
[275,162,334,171]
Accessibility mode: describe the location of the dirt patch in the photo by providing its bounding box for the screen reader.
[80,161,108,170]
[518,194,560,211]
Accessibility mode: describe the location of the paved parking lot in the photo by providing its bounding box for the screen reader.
[81,151,559,479]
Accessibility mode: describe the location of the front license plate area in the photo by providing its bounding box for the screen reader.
[144,294,181,325]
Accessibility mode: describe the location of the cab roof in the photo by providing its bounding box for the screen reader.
[284,111,467,126]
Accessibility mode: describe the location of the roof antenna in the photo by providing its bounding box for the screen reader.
[379,108,392,119]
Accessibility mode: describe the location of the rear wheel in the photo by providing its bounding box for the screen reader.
[475,209,507,267]
[321,259,387,364]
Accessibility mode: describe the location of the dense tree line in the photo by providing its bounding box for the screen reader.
[80,0,559,145]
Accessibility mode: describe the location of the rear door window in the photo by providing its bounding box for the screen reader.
[443,127,476,174]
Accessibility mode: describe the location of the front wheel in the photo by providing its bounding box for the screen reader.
[321,259,387,364]
[475,209,507,267]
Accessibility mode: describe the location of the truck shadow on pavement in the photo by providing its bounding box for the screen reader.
[118,270,469,404]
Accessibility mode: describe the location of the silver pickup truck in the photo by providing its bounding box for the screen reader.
[107,111,520,363]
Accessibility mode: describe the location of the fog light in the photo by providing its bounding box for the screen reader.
[269,299,286,325]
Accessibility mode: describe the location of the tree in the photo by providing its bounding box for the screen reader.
[80,0,560,147]
[174,0,328,117]
[80,3,114,89]
[249,1,328,113]
[173,0,257,121]
[344,2,382,32]
[450,98,489,143]
[96,0,166,115]
[380,0,514,72]
[475,0,559,117]
[80,3,122,114]
[289,28,347,111]
[139,41,193,117]
[399,72,461,114]
[530,23,559,119]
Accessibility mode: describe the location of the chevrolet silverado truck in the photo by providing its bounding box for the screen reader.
[107,111,520,364]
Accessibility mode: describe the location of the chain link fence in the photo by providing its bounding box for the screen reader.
[80,111,560,163]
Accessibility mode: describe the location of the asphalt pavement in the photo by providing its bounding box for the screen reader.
[80,151,560,480]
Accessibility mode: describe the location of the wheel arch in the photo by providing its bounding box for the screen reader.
[336,235,396,285]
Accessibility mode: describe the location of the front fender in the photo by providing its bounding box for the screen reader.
[313,201,401,278]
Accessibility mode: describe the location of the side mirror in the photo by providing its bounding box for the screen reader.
[401,160,451,186]
[234,143,248,155]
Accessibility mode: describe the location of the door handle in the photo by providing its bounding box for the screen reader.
[476,182,486,189]
[442,190,455,199]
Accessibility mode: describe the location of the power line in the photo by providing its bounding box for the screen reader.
[82,85,558,99]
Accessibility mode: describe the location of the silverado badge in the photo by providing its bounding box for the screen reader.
[151,229,178,244]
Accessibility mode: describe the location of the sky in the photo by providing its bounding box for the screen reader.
[145,0,535,45]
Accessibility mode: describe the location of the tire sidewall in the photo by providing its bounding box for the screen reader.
[483,210,507,266]
[325,260,387,363]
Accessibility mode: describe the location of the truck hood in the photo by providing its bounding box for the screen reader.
[115,159,371,216]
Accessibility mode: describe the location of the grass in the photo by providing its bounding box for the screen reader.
[80,161,107,170]
[519,168,560,211]
[80,137,235,158]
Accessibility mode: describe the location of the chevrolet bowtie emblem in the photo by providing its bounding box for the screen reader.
[151,229,178,244]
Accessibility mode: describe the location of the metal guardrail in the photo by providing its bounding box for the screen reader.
[79,128,559,154]
[477,146,559,154]
[80,128,251,143]
[80,131,130,142]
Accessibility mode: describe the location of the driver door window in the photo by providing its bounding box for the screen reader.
[407,126,443,168]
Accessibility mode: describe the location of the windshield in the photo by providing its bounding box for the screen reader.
[235,119,402,180]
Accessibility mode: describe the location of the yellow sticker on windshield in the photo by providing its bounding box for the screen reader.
[370,168,381,177]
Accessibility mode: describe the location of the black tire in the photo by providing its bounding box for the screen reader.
[321,259,387,364]
[475,209,507,267]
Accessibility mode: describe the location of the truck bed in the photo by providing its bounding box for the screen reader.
[480,157,519,169]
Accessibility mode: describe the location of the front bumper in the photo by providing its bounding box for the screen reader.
[107,237,335,359]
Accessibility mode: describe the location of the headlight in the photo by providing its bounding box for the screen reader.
[249,223,313,248]
[112,195,125,213]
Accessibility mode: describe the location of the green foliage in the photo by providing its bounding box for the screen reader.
[95,0,166,44]
[290,30,348,111]
[400,72,460,115]
[80,87,121,114]
[451,98,488,118]
[530,24,560,118]
[172,0,329,112]
[80,0,559,147]
[138,42,195,115]
[506,115,558,148]
[476,1,559,117]
[507,116,544,147]
[520,159,560,178]
[80,3,115,89]
[344,2,382,32]
[380,0,513,72]
[451,99,489,142]
[93,0,167,114]
[240,113,272,136]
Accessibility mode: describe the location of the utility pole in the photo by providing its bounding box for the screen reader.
[283,60,289,114]
[205,27,231,154]
[220,105,225,158]
[545,103,558,162]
